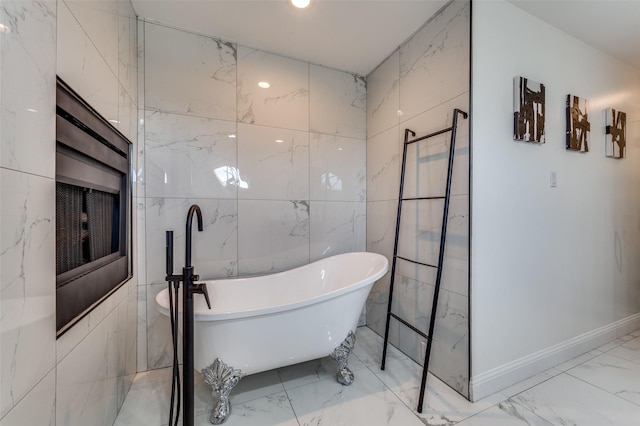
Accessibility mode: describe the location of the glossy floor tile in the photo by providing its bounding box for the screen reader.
[115,326,640,425]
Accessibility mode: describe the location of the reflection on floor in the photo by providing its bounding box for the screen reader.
[114,326,640,425]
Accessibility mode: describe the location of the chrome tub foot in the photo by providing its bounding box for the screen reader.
[330,330,356,385]
[201,359,244,424]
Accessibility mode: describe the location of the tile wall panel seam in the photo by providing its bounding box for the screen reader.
[56,288,133,364]
[0,365,57,423]
[61,0,120,87]
[398,90,471,126]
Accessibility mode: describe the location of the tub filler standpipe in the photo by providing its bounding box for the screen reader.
[165,204,211,426]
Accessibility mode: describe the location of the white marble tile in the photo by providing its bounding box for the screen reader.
[455,400,553,426]
[351,326,409,370]
[277,355,366,392]
[118,86,134,142]
[237,45,309,131]
[144,22,236,120]
[378,275,469,395]
[136,19,145,111]
[566,352,640,406]
[135,198,146,287]
[64,0,119,77]
[309,65,366,139]
[136,285,148,372]
[135,107,145,192]
[146,282,181,370]
[118,11,134,101]
[129,15,138,103]
[228,369,285,406]
[288,367,425,426]
[309,201,365,262]
[310,133,365,202]
[237,123,309,200]
[118,289,138,408]
[54,281,127,364]
[399,0,470,121]
[113,368,173,426]
[145,198,238,285]
[597,334,636,352]
[365,200,396,339]
[365,272,396,348]
[0,169,55,418]
[401,95,470,199]
[397,195,469,294]
[366,200,397,260]
[56,308,91,364]
[387,277,469,395]
[372,356,503,425]
[0,368,55,426]
[511,373,640,425]
[0,0,56,178]
[237,200,310,276]
[144,110,238,199]
[499,368,562,399]
[57,1,119,125]
[554,349,603,372]
[366,50,399,139]
[366,125,402,202]
[609,336,640,363]
[115,366,218,425]
[195,392,298,426]
[56,308,120,426]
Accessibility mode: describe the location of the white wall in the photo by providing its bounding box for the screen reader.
[137,21,367,371]
[0,0,138,424]
[365,0,470,398]
[471,0,640,400]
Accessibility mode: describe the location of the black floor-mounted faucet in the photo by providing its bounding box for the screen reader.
[165,204,211,426]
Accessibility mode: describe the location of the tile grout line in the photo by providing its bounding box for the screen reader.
[276,368,303,426]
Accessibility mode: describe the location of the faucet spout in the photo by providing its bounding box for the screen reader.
[185,204,203,268]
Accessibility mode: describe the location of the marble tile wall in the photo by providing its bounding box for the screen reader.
[0,0,138,424]
[139,22,367,370]
[365,0,471,398]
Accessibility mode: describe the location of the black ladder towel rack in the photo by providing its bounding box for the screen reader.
[380,108,468,413]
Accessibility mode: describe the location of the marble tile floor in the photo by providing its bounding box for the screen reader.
[114,327,640,426]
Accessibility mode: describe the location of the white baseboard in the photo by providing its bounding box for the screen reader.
[469,313,640,401]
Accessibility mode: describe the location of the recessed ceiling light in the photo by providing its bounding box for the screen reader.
[228,134,236,138]
[275,139,284,143]
[258,81,270,89]
[290,0,311,9]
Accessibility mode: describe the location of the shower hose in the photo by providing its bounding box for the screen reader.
[168,281,181,426]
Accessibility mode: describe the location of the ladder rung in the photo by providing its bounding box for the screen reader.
[395,256,438,268]
[401,196,445,201]
[406,126,454,145]
[389,313,429,340]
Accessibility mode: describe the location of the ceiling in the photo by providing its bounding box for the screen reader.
[131,0,449,75]
[131,0,640,76]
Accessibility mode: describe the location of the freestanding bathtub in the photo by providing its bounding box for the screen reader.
[156,251,388,424]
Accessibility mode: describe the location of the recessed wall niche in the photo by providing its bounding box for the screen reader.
[55,78,132,335]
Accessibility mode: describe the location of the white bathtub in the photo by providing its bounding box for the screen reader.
[155,252,388,375]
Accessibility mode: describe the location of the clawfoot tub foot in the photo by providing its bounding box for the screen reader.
[330,330,356,385]
[201,359,245,424]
